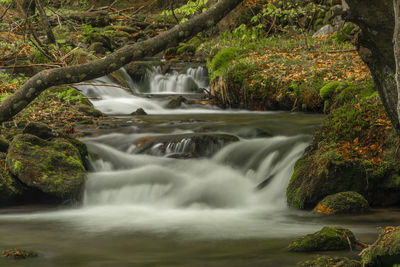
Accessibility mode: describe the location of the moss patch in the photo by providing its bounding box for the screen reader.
[299,255,361,267]
[314,191,369,215]
[6,134,85,202]
[288,226,356,252]
[361,226,400,266]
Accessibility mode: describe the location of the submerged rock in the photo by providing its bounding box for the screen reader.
[313,191,369,215]
[360,226,400,266]
[134,133,240,157]
[0,165,22,206]
[131,108,147,116]
[298,255,361,267]
[288,226,356,252]
[6,134,86,202]
[2,248,38,260]
[166,96,188,109]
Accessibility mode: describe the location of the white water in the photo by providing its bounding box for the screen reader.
[75,67,273,115]
[0,65,330,241]
[147,66,209,94]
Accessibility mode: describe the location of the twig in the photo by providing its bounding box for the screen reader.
[356,239,369,249]
[60,47,79,62]
[266,15,277,35]
[345,234,353,251]
[0,1,12,22]
[0,63,62,69]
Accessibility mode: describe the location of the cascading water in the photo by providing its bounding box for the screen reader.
[147,66,209,94]
[0,62,373,266]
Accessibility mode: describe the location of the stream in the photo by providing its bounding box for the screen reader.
[0,65,399,266]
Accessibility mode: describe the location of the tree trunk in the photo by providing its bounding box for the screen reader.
[0,0,244,123]
[35,0,56,44]
[394,0,400,128]
[345,0,400,134]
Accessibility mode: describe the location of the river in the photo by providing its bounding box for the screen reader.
[0,66,398,266]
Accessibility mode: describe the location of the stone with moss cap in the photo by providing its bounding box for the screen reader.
[298,255,361,267]
[6,134,85,202]
[286,153,367,210]
[313,191,369,215]
[360,226,400,266]
[288,226,356,252]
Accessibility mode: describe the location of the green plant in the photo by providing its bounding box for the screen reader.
[162,0,209,23]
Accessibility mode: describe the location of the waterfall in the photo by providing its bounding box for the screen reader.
[146,66,209,94]
[83,134,310,210]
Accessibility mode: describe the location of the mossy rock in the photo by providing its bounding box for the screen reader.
[287,152,367,209]
[0,135,9,152]
[6,134,85,202]
[130,108,147,116]
[313,191,369,215]
[77,104,103,118]
[361,226,400,266]
[166,96,188,109]
[298,255,361,267]
[125,62,153,81]
[23,122,56,140]
[288,226,356,252]
[0,165,22,206]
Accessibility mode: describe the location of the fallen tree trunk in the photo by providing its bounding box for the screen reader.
[345,0,400,134]
[0,0,244,123]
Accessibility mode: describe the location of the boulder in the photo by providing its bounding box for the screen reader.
[124,62,153,81]
[0,165,22,206]
[287,152,367,209]
[6,134,85,202]
[23,122,57,140]
[166,96,188,109]
[298,256,361,267]
[313,191,369,215]
[134,133,240,157]
[77,103,103,117]
[0,135,9,152]
[360,226,400,266]
[88,42,106,55]
[288,226,356,252]
[312,24,336,38]
[130,108,147,116]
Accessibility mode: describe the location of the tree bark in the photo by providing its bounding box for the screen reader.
[394,0,400,127]
[0,0,244,123]
[35,0,56,44]
[345,0,400,134]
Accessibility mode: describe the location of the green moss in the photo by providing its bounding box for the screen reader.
[288,226,356,252]
[361,226,400,266]
[14,161,22,173]
[208,48,243,81]
[299,256,361,267]
[320,81,342,100]
[314,191,369,215]
[6,134,86,201]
